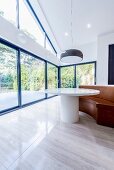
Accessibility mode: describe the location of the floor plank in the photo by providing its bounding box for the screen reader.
[0,97,114,169]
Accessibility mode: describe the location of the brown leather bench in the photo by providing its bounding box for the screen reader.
[79,85,114,127]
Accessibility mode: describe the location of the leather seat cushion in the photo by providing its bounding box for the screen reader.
[80,85,114,103]
[79,96,114,106]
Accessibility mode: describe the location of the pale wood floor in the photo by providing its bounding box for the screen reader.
[0,97,114,170]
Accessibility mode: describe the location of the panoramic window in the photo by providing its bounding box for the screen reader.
[0,43,18,111]
[20,52,45,105]
[76,63,95,86]
[0,0,17,26]
[47,63,58,97]
[47,63,58,89]
[19,0,44,47]
[61,66,75,88]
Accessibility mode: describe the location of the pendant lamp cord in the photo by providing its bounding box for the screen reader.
[70,0,73,48]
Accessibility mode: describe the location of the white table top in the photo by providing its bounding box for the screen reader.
[42,88,100,97]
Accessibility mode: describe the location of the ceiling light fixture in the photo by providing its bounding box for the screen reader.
[60,0,83,64]
[65,32,69,36]
[87,23,91,29]
[61,49,83,63]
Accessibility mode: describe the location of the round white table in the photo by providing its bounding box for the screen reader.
[44,88,100,123]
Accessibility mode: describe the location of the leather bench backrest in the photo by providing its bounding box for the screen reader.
[80,85,114,103]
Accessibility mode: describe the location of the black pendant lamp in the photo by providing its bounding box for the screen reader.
[60,0,83,64]
[60,49,83,64]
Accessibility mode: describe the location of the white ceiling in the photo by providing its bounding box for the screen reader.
[30,0,114,53]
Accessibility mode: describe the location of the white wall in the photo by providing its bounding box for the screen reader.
[0,16,60,65]
[97,32,114,85]
[77,42,97,63]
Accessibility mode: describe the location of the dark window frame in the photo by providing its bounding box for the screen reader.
[16,0,57,55]
[0,41,19,114]
[60,61,96,88]
[25,0,57,53]
[20,50,46,106]
[60,65,76,88]
[0,0,57,55]
[0,38,58,115]
[47,62,58,97]
[0,39,96,115]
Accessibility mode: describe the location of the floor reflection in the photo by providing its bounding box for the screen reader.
[0,97,59,169]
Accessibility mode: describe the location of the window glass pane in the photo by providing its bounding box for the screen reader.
[0,0,17,26]
[61,66,75,88]
[21,52,45,105]
[46,38,56,56]
[76,63,95,86]
[0,43,18,111]
[19,0,44,47]
[47,63,58,97]
[47,63,58,89]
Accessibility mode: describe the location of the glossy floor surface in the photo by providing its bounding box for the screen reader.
[0,91,45,111]
[0,97,114,170]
